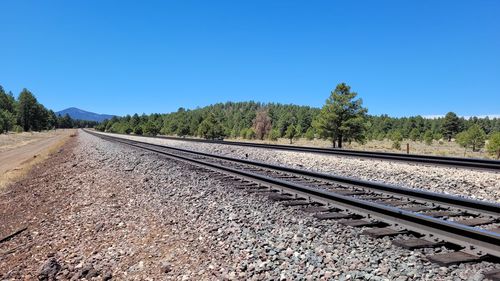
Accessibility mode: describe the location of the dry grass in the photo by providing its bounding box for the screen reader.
[222,137,494,159]
[0,130,65,153]
[0,131,75,191]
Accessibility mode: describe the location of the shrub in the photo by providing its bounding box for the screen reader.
[134,126,143,135]
[13,125,23,133]
[456,124,486,152]
[424,131,433,146]
[486,132,500,159]
[268,129,280,141]
[392,140,401,150]
[305,127,315,140]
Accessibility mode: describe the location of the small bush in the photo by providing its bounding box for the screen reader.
[268,129,280,141]
[424,131,433,145]
[305,128,315,140]
[392,140,401,150]
[134,126,143,135]
[13,125,23,133]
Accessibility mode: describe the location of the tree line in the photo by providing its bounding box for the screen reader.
[96,83,500,158]
[0,85,97,133]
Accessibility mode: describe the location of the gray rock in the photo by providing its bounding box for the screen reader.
[38,258,61,281]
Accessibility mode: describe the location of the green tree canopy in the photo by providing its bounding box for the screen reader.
[456,124,486,152]
[486,132,500,159]
[198,113,225,139]
[441,112,461,141]
[17,89,39,131]
[284,124,296,144]
[423,130,433,146]
[314,83,367,148]
[0,86,16,114]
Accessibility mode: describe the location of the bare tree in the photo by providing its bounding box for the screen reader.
[252,109,272,140]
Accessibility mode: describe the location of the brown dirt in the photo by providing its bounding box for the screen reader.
[0,130,75,190]
[0,132,202,280]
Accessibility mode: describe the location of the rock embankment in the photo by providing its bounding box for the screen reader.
[1,131,499,280]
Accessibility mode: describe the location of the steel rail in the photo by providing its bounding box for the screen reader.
[87,130,500,216]
[92,130,500,171]
[87,130,500,259]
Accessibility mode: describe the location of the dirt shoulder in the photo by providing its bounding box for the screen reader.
[0,129,75,190]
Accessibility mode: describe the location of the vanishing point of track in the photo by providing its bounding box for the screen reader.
[85,130,500,278]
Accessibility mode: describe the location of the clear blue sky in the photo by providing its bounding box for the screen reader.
[0,1,499,117]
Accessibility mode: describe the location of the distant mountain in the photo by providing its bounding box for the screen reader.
[56,107,115,122]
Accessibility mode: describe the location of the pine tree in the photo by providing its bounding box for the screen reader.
[305,127,315,140]
[441,112,461,141]
[487,132,500,159]
[456,124,486,152]
[285,124,296,144]
[314,83,367,148]
[198,113,225,139]
[17,89,39,131]
[409,128,420,141]
[423,130,433,146]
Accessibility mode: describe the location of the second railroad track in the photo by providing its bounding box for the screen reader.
[96,131,500,171]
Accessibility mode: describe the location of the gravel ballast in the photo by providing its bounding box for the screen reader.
[1,131,499,280]
[96,132,500,203]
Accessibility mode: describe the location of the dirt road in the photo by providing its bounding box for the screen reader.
[0,130,75,189]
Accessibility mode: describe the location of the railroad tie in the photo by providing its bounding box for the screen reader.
[426,251,484,266]
[484,269,500,281]
[392,238,446,250]
[339,219,382,227]
[361,227,407,238]
[313,212,356,220]
[453,217,496,227]
[301,206,334,213]
[282,200,315,207]
[421,210,464,217]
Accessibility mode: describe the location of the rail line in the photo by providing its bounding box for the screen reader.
[93,131,500,171]
[86,130,500,274]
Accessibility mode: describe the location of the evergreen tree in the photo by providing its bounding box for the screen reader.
[486,132,500,159]
[17,89,39,131]
[0,87,16,113]
[456,124,486,152]
[409,128,420,141]
[305,127,315,140]
[314,83,367,148]
[47,110,58,129]
[285,124,296,144]
[143,121,160,136]
[423,130,433,145]
[391,130,403,149]
[268,129,280,141]
[441,112,461,141]
[58,113,74,128]
[198,113,225,139]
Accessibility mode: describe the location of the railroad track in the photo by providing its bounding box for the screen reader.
[95,131,500,171]
[86,130,500,279]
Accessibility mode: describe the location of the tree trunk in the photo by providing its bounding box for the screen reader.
[332,138,336,148]
[338,136,343,149]
[289,138,292,144]
[497,149,500,160]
